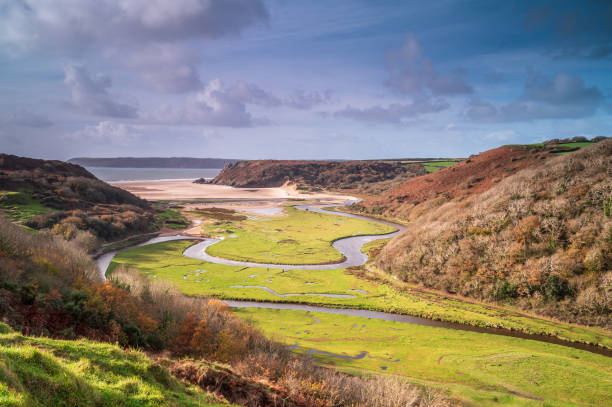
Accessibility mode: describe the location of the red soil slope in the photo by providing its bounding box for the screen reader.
[360,145,552,216]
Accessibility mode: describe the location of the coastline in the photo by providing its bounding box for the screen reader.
[111,179,358,202]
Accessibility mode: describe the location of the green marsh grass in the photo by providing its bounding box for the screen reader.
[110,240,612,348]
[200,206,396,265]
[235,308,612,407]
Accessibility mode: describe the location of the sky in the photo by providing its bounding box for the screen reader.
[1,0,611,160]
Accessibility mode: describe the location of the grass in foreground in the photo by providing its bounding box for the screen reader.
[199,205,396,265]
[110,240,612,348]
[0,191,52,223]
[235,308,612,407]
[0,323,228,407]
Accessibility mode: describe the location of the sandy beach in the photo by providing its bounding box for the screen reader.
[112,180,358,202]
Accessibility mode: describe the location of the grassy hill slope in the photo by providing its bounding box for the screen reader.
[0,323,226,407]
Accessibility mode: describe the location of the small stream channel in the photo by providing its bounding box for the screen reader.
[96,205,611,357]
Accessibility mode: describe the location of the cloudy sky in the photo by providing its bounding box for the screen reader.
[1,0,611,160]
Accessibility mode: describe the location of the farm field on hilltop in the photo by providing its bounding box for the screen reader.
[421,161,460,173]
[235,308,612,407]
[199,205,396,265]
[110,240,612,348]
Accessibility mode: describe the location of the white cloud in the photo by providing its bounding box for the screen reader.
[225,81,282,107]
[145,79,263,127]
[386,35,473,96]
[0,0,268,55]
[144,79,332,126]
[1,1,268,95]
[332,99,449,124]
[64,65,138,118]
[285,90,333,109]
[126,43,203,93]
[68,121,140,145]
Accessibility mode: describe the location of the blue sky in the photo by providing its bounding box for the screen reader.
[1,0,611,160]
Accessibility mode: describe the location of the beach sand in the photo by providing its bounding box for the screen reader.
[112,180,357,203]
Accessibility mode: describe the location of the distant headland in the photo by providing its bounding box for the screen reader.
[67,157,240,168]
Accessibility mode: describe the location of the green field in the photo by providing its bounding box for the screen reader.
[154,207,190,229]
[515,141,595,155]
[110,240,612,348]
[199,206,396,265]
[422,161,460,173]
[0,191,52,223]
[554,142,594,149]
[0,323,227,407]
[551,142,595,155]
[235,308,612,407]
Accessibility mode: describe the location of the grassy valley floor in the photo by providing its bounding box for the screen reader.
[106,201,612,406]
[199,205,395,265]
[235,308,612,407]
[110,240,612,349]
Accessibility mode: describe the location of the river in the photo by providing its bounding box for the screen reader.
[95,205,611,357]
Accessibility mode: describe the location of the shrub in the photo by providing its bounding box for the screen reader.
[604,194,612,217]
[542,274,571,301]
[495,280,517,300]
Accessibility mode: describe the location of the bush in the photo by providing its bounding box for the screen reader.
[495,280,518,300]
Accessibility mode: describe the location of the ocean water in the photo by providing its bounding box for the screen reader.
[86,167,221,182]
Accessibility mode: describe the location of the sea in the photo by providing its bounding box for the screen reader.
[85,167,222,183]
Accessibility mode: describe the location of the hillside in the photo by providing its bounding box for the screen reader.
[0,323,226,407]
[0,214,446,407]
[368,139,611,327]
[0,154,160,242]
[0,154,148,210]
[212,160,425,193]
[352,140,601,218]
[69,157,239,168]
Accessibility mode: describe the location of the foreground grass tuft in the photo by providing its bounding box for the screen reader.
[0,328,227,407]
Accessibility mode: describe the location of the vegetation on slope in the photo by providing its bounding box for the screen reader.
[0,191,53,223]
[0,154,147,209]
[352,138,606,219]
[212,160,425,192]
[0,213,448,407]
[0,323,225,407]
[0,154,194,245]
[374,139,612,327]
[0,153,158,243]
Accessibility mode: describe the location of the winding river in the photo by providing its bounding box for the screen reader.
[95,205,611,357]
